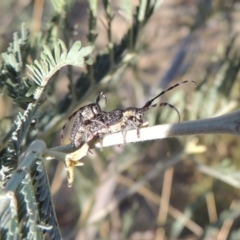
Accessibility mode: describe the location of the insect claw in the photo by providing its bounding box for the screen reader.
[88,149,93,154]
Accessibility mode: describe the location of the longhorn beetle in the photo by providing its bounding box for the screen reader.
[81,80,196,144]
[60,92,107,147]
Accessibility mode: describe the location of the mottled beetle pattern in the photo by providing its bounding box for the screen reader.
[74,80,196,145]
[60,92,107,147]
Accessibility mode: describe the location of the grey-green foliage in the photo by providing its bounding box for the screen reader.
[0,0,162,238]
[0,25,93,240]
[68,0,160,108]
[0,192,21,239]
[0,23,31,109]
[0,103,39,185]
[0,34,93,182]
[51,0,66,14]
[1,154,61,239]
[26,40,93,100]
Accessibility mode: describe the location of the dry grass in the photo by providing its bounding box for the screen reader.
[1,0,240,239]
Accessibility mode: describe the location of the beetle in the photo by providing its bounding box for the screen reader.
[60,92,107,147]
[78,80,196,145]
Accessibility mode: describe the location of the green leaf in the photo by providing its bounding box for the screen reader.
[34,60,43,73]
[1,53,9,63]
[26,65,35,75]
[32,63,43,80]
[85,57,94,65]
[41,61,48,76]
[72,59,84,67]
[40,52,49,64]
[9,54,18,68]
[77,45,94,58]
[88,0,97,17]
[42,45,56,67]
[58,39,67,61]
[54,44,61,62]
[58,39,67,52]
[25,85,37,97]
[21,23,28,42]
[16,96,33,103]
[67,41,82,60]
[138,0,147,22]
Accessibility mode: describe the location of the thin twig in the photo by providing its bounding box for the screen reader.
[97,109,240,148]
[50,109,240,160]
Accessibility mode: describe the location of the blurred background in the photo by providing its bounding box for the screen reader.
[1,0,240,239]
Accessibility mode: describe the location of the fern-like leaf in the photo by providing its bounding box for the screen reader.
[26,39,93,100]
[0,192,21,239]
[1,153,62,240]
[0,103,39,184]
[0,23,32,109]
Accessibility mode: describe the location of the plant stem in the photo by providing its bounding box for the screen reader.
[98,109,240,147]
[51,109,240,157]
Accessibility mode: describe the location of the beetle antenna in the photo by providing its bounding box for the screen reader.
[143,80,196,108]
[151,102,180,122]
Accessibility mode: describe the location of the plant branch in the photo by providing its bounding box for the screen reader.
[45,109,240,187]
[50,109,240,161]
[97,109,240,147]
